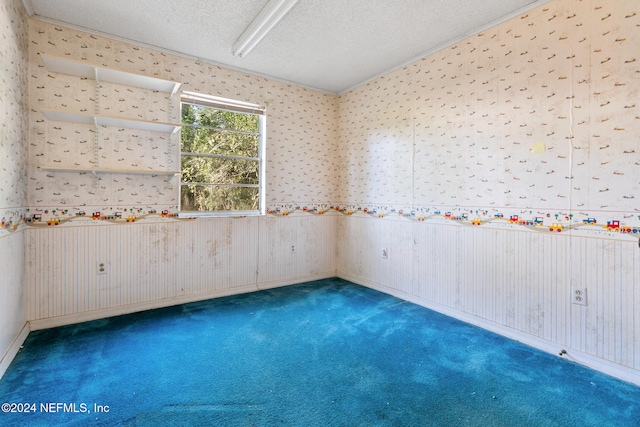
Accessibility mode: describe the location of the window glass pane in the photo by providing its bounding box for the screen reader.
[181,127,258,158]
[181,104,259,133]
[180,97,263,214]
[181,156,258,185]
[180,184,259,212]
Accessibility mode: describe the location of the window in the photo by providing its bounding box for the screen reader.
[179,92,265,216]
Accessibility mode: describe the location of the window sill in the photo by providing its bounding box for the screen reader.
[178,210,264,219]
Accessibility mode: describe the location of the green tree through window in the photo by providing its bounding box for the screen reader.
[180,94,264,214]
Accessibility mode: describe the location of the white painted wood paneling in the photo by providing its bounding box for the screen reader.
[27,215,336,327]
[257,214,337,287]
[336,215,413,293]
[337,215,640,377]
[0,232,27,375]
[23,213,639,381]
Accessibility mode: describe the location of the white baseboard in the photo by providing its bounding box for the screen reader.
[28,284,259,331]
[5,274,334,379]
[337,272,640,387]
[257,272,336,290]
[0,323,30,380]
[28,272,336,331]
[17,272,640,387]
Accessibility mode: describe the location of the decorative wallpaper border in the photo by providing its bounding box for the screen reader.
[0,205,184,235]
[266,203,640,242]
[0,208,29,234]
[4,202,638,245]
[6,203,640,229]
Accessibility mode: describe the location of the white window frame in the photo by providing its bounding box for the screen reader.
[178,91,266,217]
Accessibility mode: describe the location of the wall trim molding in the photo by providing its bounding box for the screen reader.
[257,272,336,291]
[0,323,30,380]
[28,284,258,331]
[337,272,640,387]
[28,272,336,331]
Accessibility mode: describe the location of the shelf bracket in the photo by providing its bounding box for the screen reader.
[167,173,177,190]
[91,170,99,188]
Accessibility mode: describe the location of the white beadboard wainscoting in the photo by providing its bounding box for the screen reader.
[26,214,337,330]
[19,212,640,385]
[0,231,28,379]
[337,215,640,385]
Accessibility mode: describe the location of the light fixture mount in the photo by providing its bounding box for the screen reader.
[232,0,299,58]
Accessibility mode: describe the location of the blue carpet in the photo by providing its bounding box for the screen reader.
[1,278,639,426]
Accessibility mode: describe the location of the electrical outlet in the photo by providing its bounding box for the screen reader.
[382,248,388,259]
[290,245,295,254]
[98,262,107,275]
[572,287,587,306]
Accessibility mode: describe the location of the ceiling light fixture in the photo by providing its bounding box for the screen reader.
[232,0,299,58]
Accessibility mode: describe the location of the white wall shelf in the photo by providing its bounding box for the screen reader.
[41,166,181,177]
[39,55,182,188]
[41,110,180,134]
[40,54,181,95]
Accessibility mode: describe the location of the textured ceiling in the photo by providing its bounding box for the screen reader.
[24,0,550,94]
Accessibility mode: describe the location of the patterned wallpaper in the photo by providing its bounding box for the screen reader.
[25,20,339,225]
[0,0,29,234]
[336,0,639,237]
[11,0,640,240]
